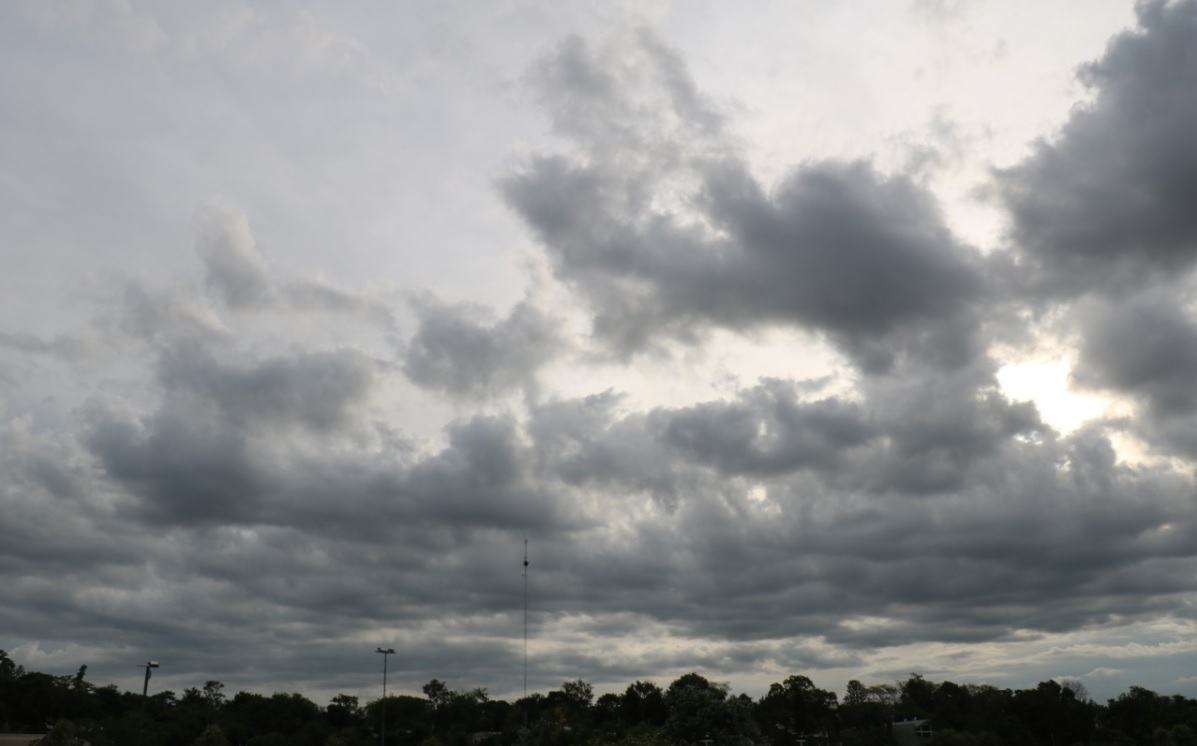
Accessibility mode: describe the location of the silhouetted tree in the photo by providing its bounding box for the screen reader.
[756,675,838,746]
[664,673,757,746]
[622,681,668,728]
[839,679,891,745]
[899,674,935,719]
[562,679,595,708]
[1009,679,1095,746]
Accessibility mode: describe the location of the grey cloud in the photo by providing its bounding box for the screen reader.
[13,11,1197,708]
[0,419,137,574]
[158,345,378,433]
[0,331,98,361]
[528,394,690,509]
[1073,291,1197,416]
[405,415,574,531]
[16,362,1197,701]
[1066,289,1197,461]
[536,363,1041,505]
[192,202,396,328]
[403,299,565,397]
[282,280,396,326]
[997,0,1197,298]
[117,280,229,345]
[194,201,273,310]
[504,34,987,371]
[658,379,874,477]
[528,32,725,154]
[854,362,1043,495]
[699,160,987,372]
[512,385,1189,651]
[83,347,571,536]
[85,400,267,526]
[81,342,379,527]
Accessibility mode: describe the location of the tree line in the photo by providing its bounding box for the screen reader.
[2,649,1196,746]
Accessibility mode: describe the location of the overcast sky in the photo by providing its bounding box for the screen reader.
[5,0,1197,707]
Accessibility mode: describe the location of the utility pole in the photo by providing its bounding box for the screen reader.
[376,647,395,746]
[138,661,159,697]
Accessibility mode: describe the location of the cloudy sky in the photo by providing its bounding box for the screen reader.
[4,0,1197,707]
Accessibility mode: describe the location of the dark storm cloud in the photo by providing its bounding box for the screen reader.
[850,361,1043,495]
[997,0,1197,298]
[1073,291,1197,416]
[527,392,694,509]
[79,312,571,535]
[12,341,1197,700]
[84,398,267,526]
[1066,288,1197,461]
[84,394,572,535]
[80,341,378,524]
[537,363,1041,501]
[405,414,574,530]
[403,298,565,397]
[502,33,987,372]
[699,160,987,372]
[0,419,136,574]
[508,379,1195,653]
[658,379,874,477]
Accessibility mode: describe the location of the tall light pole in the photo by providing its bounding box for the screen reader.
[138,661,159,697]
[376,647,395,746]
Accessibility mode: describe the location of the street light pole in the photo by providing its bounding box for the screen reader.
[376,647,395,746]
[138,661,159,697]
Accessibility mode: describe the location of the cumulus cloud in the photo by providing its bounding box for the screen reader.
[997,0,1197,298]
[9,4,1197,707]
[512,384,1195,650]
[194,201,273,310]
[117,280,229,345]
[156,344,378,433]
[658,379,874,477]
[502,32,988,373]
[1073,291,1197,417]
[403,298,565,398]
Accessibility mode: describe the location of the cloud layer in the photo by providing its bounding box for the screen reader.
[3,0,1197,707]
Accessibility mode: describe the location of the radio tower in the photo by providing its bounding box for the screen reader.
[522,536,529,700]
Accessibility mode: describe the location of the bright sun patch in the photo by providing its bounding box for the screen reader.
[997,358,1107,434]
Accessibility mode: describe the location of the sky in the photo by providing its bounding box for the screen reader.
[3,0,1197,708]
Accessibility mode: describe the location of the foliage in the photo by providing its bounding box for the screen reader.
[6,651,1197,746]
[663,672,758,746]
[756,674,838,745]
[31,719,89,746]
[192,724,233,746]
[622,681,668,728]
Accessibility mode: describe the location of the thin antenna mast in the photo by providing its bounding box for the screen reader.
[522,536,529,700]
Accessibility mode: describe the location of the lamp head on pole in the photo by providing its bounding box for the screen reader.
[376,647,395,655]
